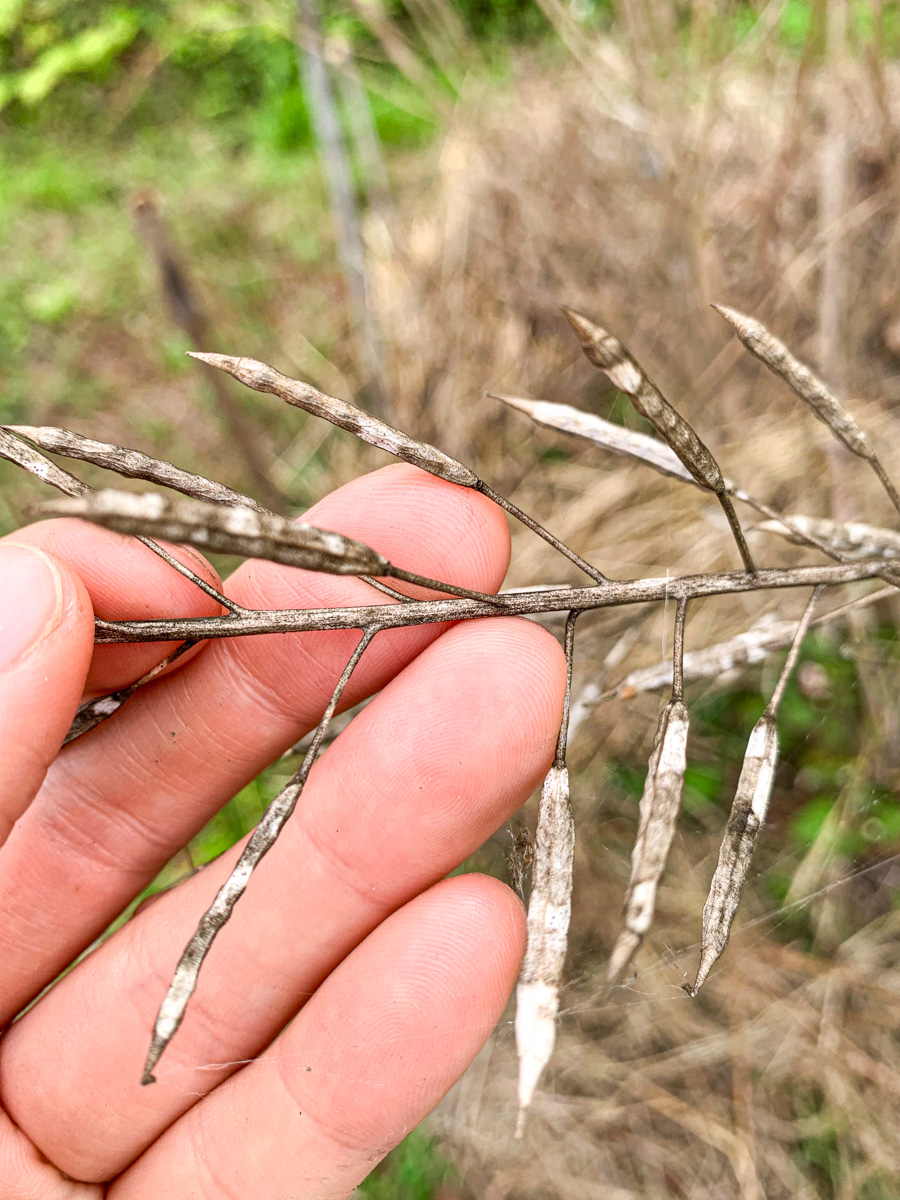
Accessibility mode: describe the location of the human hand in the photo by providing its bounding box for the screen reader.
[0,464,565,1197]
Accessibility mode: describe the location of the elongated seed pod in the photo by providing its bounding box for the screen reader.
[188,353,479,487]
[688,586,821,995]
[493,390,876,570]
[688,715,778,995]
[713,305,872,458]
[0,427,90,498]
[7,425,265,511]
[562,309,725,492]
[562,309,756,573]
[38,489,503,605]
[515,764,574,1137]
[142,627,377,1084]
[189,355,608,584]
[608,698,690,982]
[492,392,694,484]
[756,514,900,559]
[38,489,391,576]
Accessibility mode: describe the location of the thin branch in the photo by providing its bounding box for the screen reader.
[296,0,389,417]
[671,597,688,702]
[65,640,197,745]
[90,559,898,646]
[475,482,608,584]
[765,585,825,716]
[131,191,286,510]
[141,625,378,1085]
[555,610,579,766]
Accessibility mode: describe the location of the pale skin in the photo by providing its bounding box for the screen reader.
[0,463,566,1197]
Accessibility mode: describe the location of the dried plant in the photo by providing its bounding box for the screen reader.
[562,308,757,575]
[687,585,824,996]
[515,612,577,1136]
[3,301,898,1125]
[607,599,690,984]
[713,304,900,517]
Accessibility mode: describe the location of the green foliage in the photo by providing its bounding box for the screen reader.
[358,1127,455,1200]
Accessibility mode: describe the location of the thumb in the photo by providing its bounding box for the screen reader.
[0,542,94,846]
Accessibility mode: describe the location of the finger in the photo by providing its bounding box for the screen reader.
[111,875,525,1200]
[0,465,510,1022]
[5,520,223,695]
[0,617,563,1181]
[0,543,93,845]
[0,1104,102,1200]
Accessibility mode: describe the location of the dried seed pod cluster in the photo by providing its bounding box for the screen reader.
[191,352,608,582]
[2,296,897,1130]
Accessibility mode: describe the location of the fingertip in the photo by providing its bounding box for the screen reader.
[436,872,527,975]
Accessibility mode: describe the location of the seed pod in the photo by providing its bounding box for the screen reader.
[38,488,502,604]
[8,425,265,511]
[562,309,725,493]
[38,489,391,576]
[188,353,479,488]
[190,355,608,584]
[0,427,90,498]
[755,514,900,559]
[688,715,778,995]
[713,304,872,458]
[562,309,756,573]
[608,698,690,982]
[64,640,195,745]
[515,764,574,1137]
[492,392,694,484]
[688,585,821,995]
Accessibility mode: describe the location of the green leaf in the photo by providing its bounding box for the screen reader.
[11,10,141,109]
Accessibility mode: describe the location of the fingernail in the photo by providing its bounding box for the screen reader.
[0,543,63,671]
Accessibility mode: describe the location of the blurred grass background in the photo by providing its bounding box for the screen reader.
[5,1,900,1196]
